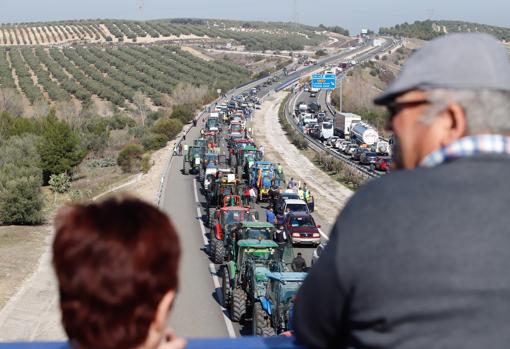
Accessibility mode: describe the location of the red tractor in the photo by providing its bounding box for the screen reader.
[209,206,257,264]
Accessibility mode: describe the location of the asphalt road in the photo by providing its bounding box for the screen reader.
[161,41,395,338]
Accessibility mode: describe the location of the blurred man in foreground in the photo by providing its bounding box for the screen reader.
[294,33,510,349]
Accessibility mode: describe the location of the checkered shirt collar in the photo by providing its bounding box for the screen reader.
[420,135,510,168]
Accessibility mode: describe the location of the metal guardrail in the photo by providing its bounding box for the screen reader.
[285,91,378,179]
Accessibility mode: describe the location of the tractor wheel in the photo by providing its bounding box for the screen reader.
[208,208,215,227]
[199,167,204,182]
[230,289,247,322]
[183,162,188,175]
[253,302,276,336]
[221,267,230,307]
[210,234,224,264]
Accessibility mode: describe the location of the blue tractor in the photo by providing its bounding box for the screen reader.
[252,272,307,336]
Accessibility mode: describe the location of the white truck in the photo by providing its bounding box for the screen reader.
[298,103,308,113]
[334,113,362,139]
[351,122,379,146]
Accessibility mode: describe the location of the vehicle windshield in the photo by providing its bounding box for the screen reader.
[290,216,315,228]
[245,228,272,240]
[224,210,246,226]
[280,282,302,303]
[287,203,308,213]
[323,123,333,129]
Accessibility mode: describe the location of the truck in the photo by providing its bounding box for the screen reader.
[319,121,334,141]
[297,103,308,114]
[351,122,379,146]
[334,113,362,139]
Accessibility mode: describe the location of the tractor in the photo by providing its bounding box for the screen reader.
[250,162,285,201]
[182,145,204,175]
[209,207,257,264]
[237,145,259,178]
[253,272,307,336]
[220,239,282,322]
[207,175,242,225]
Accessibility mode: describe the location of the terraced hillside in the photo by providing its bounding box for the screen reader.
[0,19,326,51]
[0,45,250,107]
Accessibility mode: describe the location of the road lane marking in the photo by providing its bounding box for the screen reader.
[193,178,199,203]
[196,207,209,246]
[318,228,329,241]
[209,263,237,338]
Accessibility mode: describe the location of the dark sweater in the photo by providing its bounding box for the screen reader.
[294,156,510,349]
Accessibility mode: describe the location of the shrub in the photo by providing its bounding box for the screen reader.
[38,113,86,182]
[0,135,43,225]
[152,118,183,140]
[141,153,152,174]
[117,144,144,173]
[171,104,195,124]
[49,173,71,193]
[141,132,168,151]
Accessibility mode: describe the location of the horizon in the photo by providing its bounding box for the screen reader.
[1,0,509,34]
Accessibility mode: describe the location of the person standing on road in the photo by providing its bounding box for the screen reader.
[243,186,250,207]
[297,187,304,200]
[266,208,276,224]
[249,186,257,208]
[294,33,510,349]
[291,253,307,272]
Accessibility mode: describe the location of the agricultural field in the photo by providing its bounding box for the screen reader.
[0,45,251,107]
[0,19,326,51]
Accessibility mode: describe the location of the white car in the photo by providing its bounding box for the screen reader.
[282,199,310,215]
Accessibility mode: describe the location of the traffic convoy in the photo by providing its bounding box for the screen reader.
[181,93,322,336]
[296,83,393,173]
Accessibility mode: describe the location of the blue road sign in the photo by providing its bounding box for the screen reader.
[311,73,337,89]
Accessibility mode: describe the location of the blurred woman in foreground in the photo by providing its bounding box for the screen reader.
[53,197,185,349]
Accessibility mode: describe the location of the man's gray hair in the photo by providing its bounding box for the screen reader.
[427,89,510,134]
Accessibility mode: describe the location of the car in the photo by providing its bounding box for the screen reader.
[275,191,300,214]
[311,242,328,266]
[309,92,317,98]
[351,147,368,161]
[283,212,321,246]
[345,143,358,155]
[281,199,310,215]
[326,136,340,147]
[376,157,393,172]
[359,152,379,166]
[339,140,351,151]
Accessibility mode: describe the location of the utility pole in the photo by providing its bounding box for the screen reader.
[138,0,144,19]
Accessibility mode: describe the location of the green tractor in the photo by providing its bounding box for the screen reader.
[220,239,282,322]
[183,145,204,175]
[253,272,307,336]
[238,145,259,178]
[221,221,276,262]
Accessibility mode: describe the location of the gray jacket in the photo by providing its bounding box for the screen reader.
[294,156,510,349]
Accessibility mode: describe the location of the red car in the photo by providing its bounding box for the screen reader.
[283,212,321,246]
[376,157,393,172]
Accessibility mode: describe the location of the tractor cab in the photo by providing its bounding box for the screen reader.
[254,272,307,336]
[183,146,204,174]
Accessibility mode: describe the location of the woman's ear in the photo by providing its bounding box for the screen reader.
[154,290,175,332]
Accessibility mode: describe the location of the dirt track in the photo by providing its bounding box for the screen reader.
[252,91,353,227]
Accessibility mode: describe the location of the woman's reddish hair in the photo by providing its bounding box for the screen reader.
[53,197,181,349]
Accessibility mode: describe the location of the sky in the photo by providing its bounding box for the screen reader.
[1,0,509,34]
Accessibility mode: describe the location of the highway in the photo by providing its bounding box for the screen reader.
[161,39,395,338]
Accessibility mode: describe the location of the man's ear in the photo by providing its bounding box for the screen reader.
[154,290,175,332]
[440,103,467,146]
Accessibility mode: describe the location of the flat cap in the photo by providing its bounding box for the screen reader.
[374,33,510,105]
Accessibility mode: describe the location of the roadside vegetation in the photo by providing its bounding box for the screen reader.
[380,20,510,41]
[277,93,366,190]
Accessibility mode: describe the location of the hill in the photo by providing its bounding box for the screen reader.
[0,18,327,51]
[379,20,510,41]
